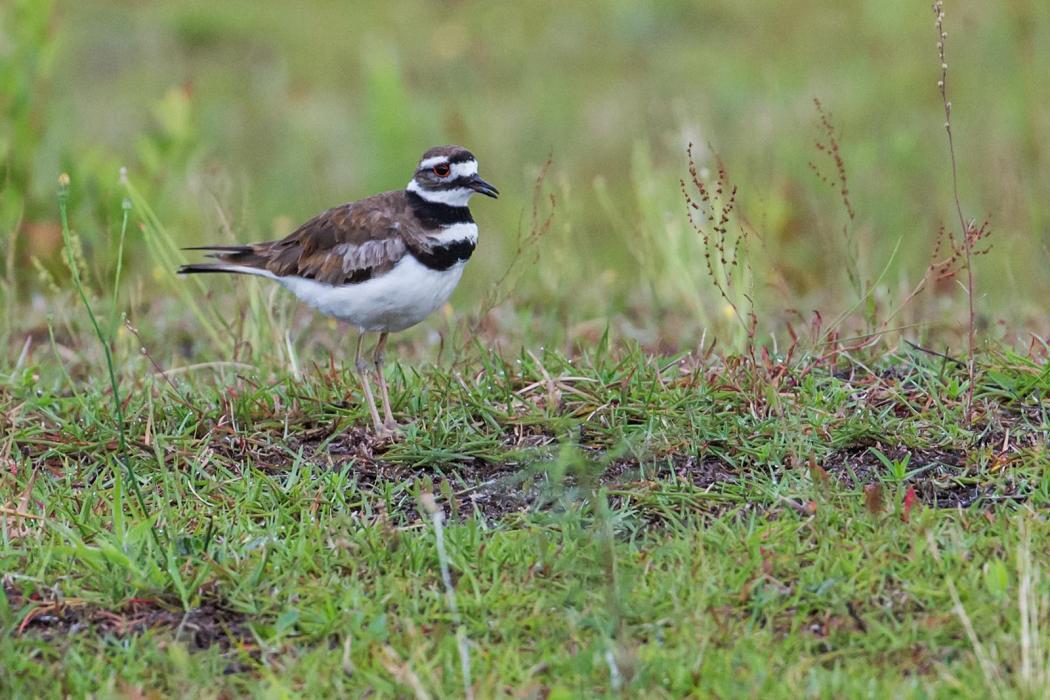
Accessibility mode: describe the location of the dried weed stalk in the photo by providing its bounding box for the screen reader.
[809,98,862,301]
[681,144,757,346]
[933,0,991,423]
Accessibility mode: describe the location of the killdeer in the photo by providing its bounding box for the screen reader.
[179,145,498,437]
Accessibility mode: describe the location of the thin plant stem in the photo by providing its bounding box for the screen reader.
[108,195,131,343]
[934,1,976,423]
[57,174,165,551]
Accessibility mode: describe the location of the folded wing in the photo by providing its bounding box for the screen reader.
[180,192,410,285]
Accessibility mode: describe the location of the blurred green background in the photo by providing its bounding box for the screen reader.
[2,0,1048,358]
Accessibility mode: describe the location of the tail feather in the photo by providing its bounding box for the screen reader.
[179,243,273,277]
[182,245,255,259]
[178,263,247,275]
[177,263,275,279]
[182,245,253,252]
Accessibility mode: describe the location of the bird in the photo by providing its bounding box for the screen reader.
[178,145,499,438]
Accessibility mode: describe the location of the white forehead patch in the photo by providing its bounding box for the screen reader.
[450,160,478,178]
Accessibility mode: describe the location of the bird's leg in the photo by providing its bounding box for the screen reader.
[354,330,383,432]
[372,331,398,430]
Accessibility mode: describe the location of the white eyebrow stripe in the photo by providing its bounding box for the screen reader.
[450,160,478,178]
[419,156,450,169]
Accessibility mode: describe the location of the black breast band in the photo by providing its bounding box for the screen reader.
[410,239,476,271]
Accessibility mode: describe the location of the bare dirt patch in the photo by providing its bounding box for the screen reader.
[288,428,741,521]
[822,444,1025,508]
[208,416,1033,517]
[5,586,254,655]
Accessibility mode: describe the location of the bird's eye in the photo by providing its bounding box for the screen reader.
[433,163,451,177]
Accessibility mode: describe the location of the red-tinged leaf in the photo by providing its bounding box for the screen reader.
[902,486,918,523]
[127,597,156,606]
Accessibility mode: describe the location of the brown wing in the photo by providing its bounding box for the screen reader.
[206,191,411,285]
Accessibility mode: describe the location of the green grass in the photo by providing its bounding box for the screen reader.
[2,340,1049,696]
[3,0,1050,696]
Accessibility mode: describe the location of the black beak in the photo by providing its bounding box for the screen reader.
[467,174,499,199]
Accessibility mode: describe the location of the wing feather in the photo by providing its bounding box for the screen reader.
[198,192,412,285]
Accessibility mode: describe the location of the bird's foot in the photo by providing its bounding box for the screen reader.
[373,421,403,443]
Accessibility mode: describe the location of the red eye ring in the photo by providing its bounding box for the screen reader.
[433,163,451,177]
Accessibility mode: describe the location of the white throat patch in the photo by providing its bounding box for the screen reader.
[406,179,474,207]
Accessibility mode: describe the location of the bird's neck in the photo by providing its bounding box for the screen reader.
[405,188,474,230]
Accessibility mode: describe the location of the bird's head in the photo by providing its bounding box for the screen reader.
[407,145,499,206]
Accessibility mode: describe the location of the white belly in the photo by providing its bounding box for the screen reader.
[275,256,465,332]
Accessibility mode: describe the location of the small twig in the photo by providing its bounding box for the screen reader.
[904,340,966,368]
[845,601,868,634]
[0,507,43,520]
[123,319,198,410]
[420,493,473,700]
